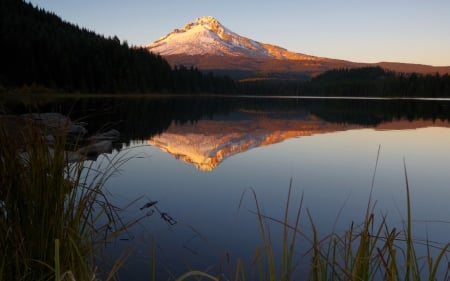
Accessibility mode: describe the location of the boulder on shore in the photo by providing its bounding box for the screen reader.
[1,112,120,162]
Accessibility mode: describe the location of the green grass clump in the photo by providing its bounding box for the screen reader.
[0,115,128,281]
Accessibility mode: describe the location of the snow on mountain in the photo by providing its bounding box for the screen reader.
[145,16,450,78]
[146,16,317,61]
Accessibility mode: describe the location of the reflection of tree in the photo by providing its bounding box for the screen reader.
[8,97,450,146]
[140,199,177,226]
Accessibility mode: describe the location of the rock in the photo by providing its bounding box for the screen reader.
[21,112,88,136]
[45,135,55,145]
[76,140,113,157]
[88,129,120,141]
[24,113,70,128]
[2,112,119,162]
[67,124,88,136]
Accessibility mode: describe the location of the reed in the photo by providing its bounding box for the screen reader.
[230,166,450,281]
[178,163,450,280]
[0,115,129,281]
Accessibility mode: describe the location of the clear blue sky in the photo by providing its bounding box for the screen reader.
[27,0,450,66]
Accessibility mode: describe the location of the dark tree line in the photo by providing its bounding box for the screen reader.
[171,65,236,94]
[304,66,450,97]
[239,67,450,97]
[0,0,236,94]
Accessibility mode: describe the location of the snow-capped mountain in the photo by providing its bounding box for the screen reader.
[146,16,362,78]
[147,16,317,60]
[146,16,449,78]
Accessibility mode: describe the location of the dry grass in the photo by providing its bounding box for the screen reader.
[0,115,131,281]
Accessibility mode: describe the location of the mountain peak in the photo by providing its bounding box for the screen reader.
[146,16,317,60]
[178,16,224,35]
[194,16,220,26]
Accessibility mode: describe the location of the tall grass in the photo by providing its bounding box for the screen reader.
[236,179,304,281]
[237,169,450,281]
[0,115,129,281]
[182,160,450,280]
[301,160,450,281]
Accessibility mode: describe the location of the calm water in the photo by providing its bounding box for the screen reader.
[6,96,450,279]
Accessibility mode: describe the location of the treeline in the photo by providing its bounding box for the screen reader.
[238,79,301,96]
[305,66,450,97]
[239,66,450,97]
[0,0,235,94]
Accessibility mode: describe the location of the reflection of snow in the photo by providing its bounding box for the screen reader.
[147,116,359,171]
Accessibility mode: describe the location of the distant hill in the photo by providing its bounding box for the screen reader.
[147,16,450,80]
[160,54,362,80]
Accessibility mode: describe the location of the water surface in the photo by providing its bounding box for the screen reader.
[70,97,450,280]
[6,96,450,279]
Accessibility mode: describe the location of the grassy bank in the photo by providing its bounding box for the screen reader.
[0,115,129,280]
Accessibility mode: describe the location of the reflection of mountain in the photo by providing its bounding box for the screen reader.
[148,113,450,171]
[148,113,361,171]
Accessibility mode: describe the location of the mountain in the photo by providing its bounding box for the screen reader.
[146,16,450,79]
[147,16,317,60]
[146,16,362,78]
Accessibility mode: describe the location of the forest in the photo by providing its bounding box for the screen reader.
[1,0,450,97]
[240,66,450,97]
[304,66,450,97]
[0,0,236,94]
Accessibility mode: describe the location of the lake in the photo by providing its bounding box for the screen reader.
[5,96,450,280]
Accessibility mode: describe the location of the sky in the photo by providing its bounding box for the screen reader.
[27,0,450,66]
